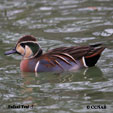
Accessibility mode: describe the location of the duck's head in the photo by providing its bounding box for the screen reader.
[5,35,42,59]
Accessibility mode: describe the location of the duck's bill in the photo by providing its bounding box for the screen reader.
[4,48,17,55]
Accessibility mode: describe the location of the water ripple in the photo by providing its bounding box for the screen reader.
[1,0,113,112]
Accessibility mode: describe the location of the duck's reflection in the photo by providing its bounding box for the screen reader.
[20,67,107,108]
[21,66,106,84]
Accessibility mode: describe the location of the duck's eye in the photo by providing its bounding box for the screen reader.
[20,43,25,48]
[16,44,25,55]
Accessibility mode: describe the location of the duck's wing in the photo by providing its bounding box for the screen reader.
[40,43,105,69]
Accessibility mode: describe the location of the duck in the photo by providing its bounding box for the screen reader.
[5,35,105,72]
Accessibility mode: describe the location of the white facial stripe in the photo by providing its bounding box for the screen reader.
[20,41,37,45]
[82,57,88,67]
[35,61,40,72]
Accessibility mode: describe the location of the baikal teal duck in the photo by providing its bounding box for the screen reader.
[5,35,105,72]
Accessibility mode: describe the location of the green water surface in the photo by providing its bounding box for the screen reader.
[0,0,113,113]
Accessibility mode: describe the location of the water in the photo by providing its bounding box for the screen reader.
[0,0,113,112]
